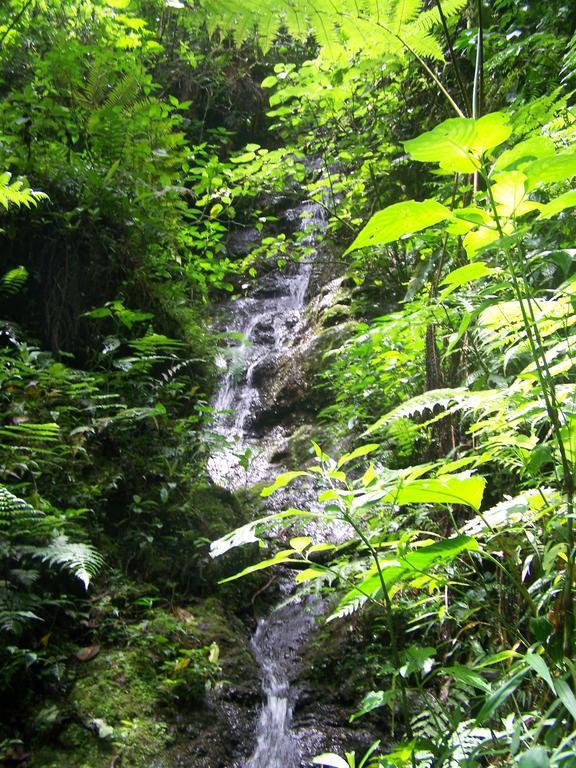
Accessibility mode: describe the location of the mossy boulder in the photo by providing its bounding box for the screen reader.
[28,597,260,768]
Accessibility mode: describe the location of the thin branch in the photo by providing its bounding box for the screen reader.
[0,0,35,49]
[436,0,472,115]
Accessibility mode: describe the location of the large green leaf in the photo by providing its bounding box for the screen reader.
[369,473,486,511]
[491,171,538,218]
[524,153,576,190]
[337,443,380,468]
[219,549,299,583]
[492,136,556,173]
[350,690,394,722]
[404,112,512,173]
[331,535,478,618]
[261,470,311,497]
[518,748,550,768]
[345,199,452,254]
[440,261,499,296]
[537,190,576,219]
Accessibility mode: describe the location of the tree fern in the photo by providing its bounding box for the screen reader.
[197,0,467,61]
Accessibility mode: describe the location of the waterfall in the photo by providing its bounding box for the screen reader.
[208,201,327,767]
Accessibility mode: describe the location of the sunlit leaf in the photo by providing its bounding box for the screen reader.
[377,473,486,511]
[345,200,453,254]
[337,443,380,468]
[289,536,311,553]
[524,153,576,190]
[404,112,511,173]
[493,136,555,173]
[332,535,478,619]
[440,262,499,293]
[537,190,576,219]
[261,471,311,497]
[218,549,298,583]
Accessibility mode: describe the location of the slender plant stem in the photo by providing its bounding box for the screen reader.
[0,0,35,49]
[373,21,464,117]
[481,168,575,657]
[340,508,413,738]
[436,0,472,115]
[472,0,484,119]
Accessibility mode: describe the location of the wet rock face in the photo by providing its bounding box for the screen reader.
[251,320,358,432]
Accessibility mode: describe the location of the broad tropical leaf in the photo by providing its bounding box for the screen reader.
[345,199,452,254]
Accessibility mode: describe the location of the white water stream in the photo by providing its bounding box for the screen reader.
[208,202,327,767]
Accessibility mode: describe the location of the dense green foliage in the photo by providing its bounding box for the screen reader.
[1,0,576,765]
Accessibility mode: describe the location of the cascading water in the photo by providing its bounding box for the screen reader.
[208,201,328,767]
[208,201,324,490]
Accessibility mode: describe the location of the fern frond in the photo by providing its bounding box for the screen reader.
[561,31,576,85]
[30,535,103,590]
[0,172,47,210]
[0,266,28,297]
[198,0,460,60]
[463,487,560,536]
[79,58,110,109]
[412,0,467,33]
[0,423,61,443]
[366,387,469,433]
[103,73,141,112]
[0,486,43,531]
[0,609,43,635]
